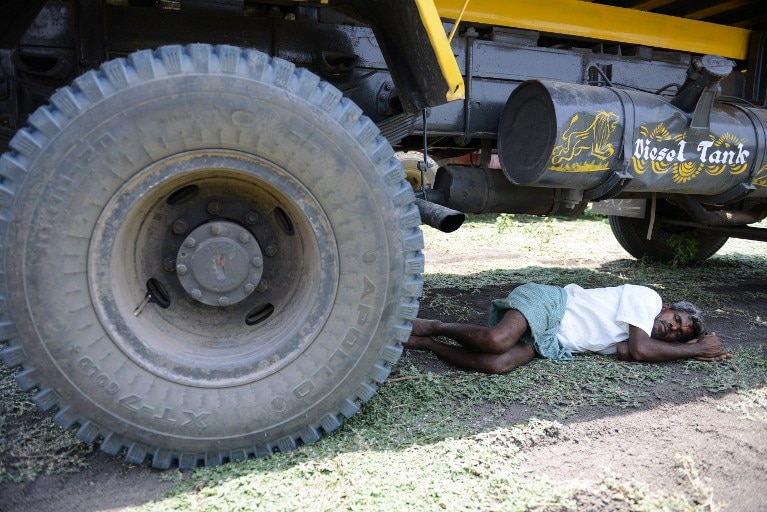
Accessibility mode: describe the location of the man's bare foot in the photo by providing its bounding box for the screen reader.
[402,335,433,351]
[411,318,440,337]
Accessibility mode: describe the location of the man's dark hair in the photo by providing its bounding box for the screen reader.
[669,301,705,340]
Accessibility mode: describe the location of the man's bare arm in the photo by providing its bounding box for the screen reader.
[618,326,731,362]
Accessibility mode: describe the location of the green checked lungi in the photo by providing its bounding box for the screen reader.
[487,283,572,360]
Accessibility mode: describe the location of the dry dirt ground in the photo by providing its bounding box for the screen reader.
[1,254,766,511]
[409,277,767,512]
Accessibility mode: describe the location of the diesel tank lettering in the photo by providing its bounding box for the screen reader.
[696,140,749,164]
[634,138,749,165]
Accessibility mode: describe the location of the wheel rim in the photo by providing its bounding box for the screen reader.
[89,150,338,388]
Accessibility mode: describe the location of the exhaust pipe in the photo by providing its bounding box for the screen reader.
[415,198,465,233]
[674,195,767,226]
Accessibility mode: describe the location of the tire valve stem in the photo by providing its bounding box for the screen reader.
[133,291,153,317]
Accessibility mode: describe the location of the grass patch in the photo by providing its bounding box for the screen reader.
[135,340,754,511]
[675,346,767,393]
[0,361,93,483]
[141,422,564,512]
[421,292,477,322]
[138,420,714,512]
[391,353,672,422]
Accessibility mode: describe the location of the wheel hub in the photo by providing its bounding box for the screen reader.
[176,221,264,306]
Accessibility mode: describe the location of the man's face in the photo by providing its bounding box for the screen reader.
[652,308,694,342]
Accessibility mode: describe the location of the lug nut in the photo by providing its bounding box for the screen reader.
[252,256,263,267]
[265,242,278,257]
[244,282,256,293]
[176,264,188,275]
[256,280,269,292]
[211,224,223,236]
[184,237,196,248]
[219,297,231,306]
[172,219,188,235]
[207,201,222,215]
[163,258,176,272]
[245,211,259,225]
[191,289,202,300]
[239,233,251,244]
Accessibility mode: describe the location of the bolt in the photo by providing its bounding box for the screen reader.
[245,211,259,225]
[265,242,278,257]
[184,237,196,248]
[172,219,188,235]
[176,264,188,275]
[163,258,176,272]
[211,223,223,236]
[252,256,263,267]
[239,233,251,244]
[384,82,393,91]
[256,280,269,292]
[244,282,256,293]
[219,296,231,306]
[207,201,222,215]
[191,289,202,300]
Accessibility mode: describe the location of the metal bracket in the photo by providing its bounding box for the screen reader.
[583,170,633,201]
[695,183,756,206]
[74,0,107,71]
[583,86,635,202]
[376,81,395,116]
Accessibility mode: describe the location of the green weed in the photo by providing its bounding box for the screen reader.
[668,231,700,266]
[0,361,94,483]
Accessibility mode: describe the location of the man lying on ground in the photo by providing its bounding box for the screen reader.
[404,283,731,374]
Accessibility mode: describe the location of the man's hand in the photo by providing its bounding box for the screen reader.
[626,325,732,362]
[686,332,732,361]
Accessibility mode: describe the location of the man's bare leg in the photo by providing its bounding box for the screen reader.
[405,335,535,374]
[410,309,529,354]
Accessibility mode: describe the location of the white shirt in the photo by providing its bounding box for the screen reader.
[556,284,662,355]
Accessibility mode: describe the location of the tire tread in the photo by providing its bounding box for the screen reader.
[0,43,423,470]
[609,214,728,263]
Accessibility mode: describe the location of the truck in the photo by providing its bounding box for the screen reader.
[1,0,765,469]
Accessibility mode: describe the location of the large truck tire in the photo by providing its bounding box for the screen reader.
[609,209,728,263]
[0,44,423,469]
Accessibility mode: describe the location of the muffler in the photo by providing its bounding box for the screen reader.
[428,165,586,216]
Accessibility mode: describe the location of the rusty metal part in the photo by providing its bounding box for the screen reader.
[674,195,767,226]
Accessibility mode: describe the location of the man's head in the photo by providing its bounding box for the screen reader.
[652,301,705,342]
